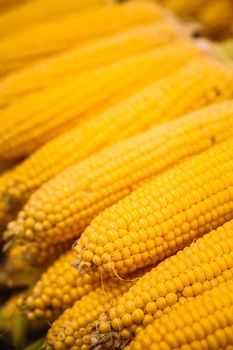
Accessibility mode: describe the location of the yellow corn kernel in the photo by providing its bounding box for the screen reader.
[0,22,182,106]
[44,273,138,350]
[93,219,233,348]
[125,280,233,350]
[0,1,165,75]
[19,250,100,321]
[4,99,233,265]
[74,138,233,276]
[1,57,232,233]
[0,0,114,39]
[0,41,202,161]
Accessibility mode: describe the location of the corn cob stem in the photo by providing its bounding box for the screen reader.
[74,138,233,276]
[0,22,182,106]
[125,280,233,350]
[91,219,233,349]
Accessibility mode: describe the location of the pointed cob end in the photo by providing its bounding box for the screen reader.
[72,258,91,274]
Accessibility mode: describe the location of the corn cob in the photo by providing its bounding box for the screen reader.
[0,0,113,39]
[125,280,233,350]
[92,219,233,349]
[0,41,202,162]
[1,57,232,236]
[44,275,138,350]
[0,1,164,75]
[74,138,233,276]
[5,98,233,257]
[18,250,100,321]
[0,22,182,106]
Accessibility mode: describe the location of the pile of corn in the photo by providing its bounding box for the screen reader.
[0,0,233,349]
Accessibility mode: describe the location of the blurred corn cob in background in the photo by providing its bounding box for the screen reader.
[0,22,184,105]
[0,41,202,162]
[0,1,165,75]
[0,0,115,39]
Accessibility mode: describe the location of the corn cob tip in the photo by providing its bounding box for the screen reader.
[72,256,92,274]
[90,329,128,350]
